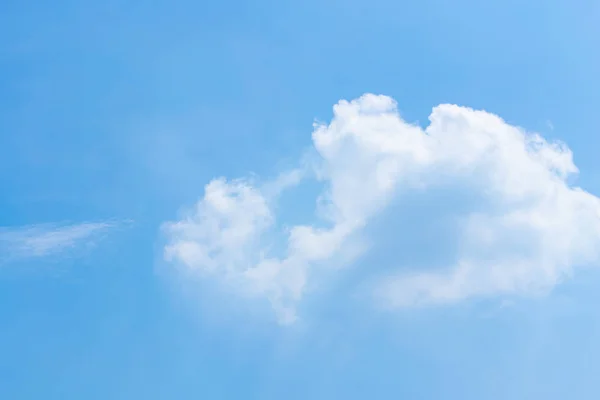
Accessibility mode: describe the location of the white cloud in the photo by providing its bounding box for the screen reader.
[162,94,600,323]
[0,221,120,261]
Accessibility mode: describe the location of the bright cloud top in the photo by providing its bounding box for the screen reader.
[0,221,119,261]
[163,94,600,324]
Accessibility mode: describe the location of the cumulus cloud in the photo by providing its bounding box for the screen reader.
[0,221,120,262]
[162,94,600,324]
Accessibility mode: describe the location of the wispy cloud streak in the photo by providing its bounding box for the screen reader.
[0,221,120,261]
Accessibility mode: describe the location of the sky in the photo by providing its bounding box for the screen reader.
[1,0,600,399]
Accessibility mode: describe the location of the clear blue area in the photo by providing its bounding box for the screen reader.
[1,0,600,399]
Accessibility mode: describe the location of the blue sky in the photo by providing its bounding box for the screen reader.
[2,0,600,398]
